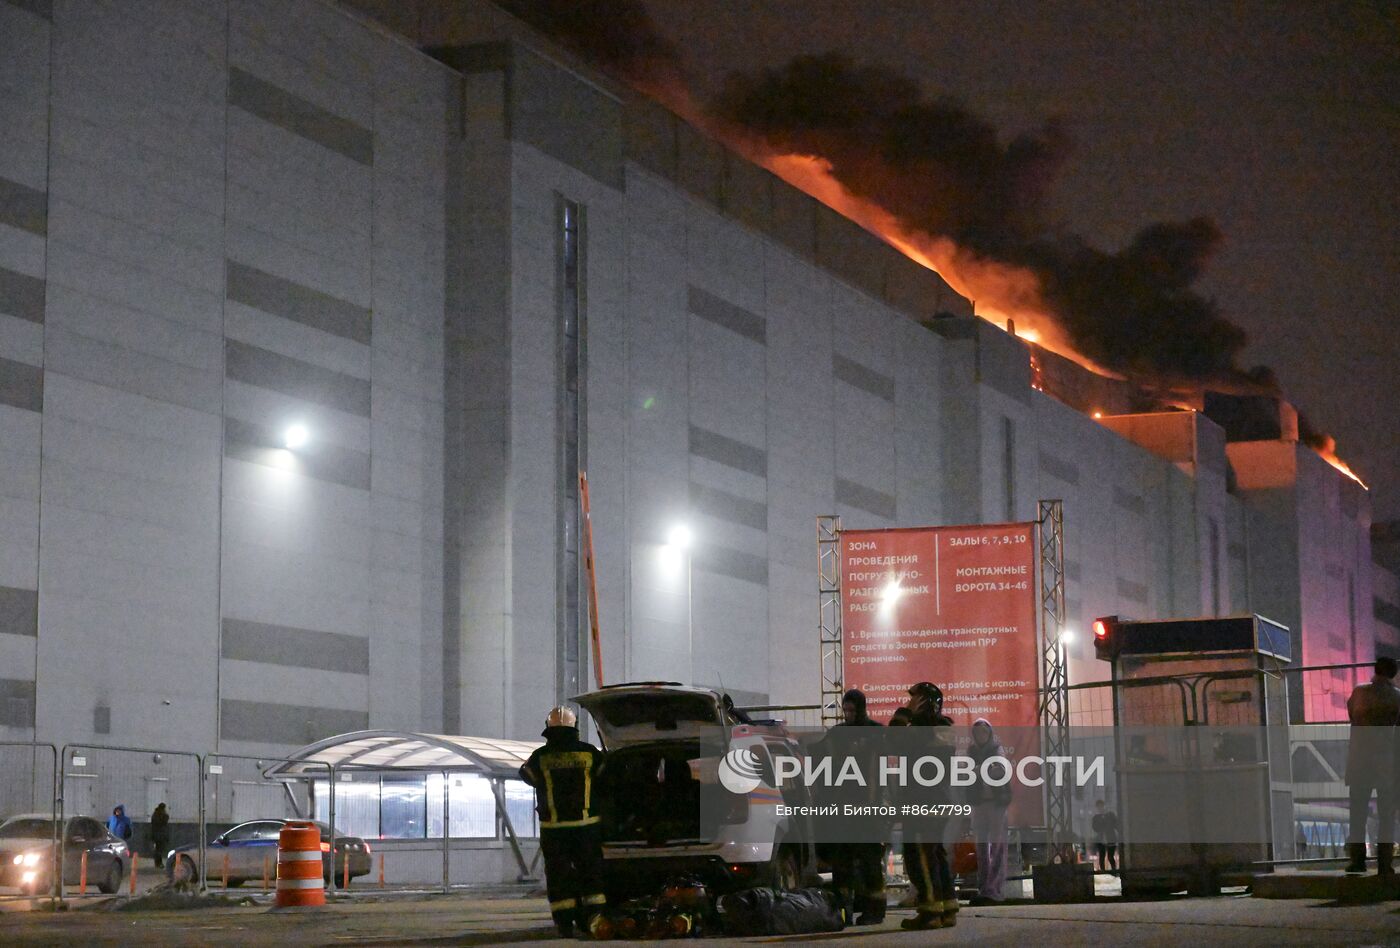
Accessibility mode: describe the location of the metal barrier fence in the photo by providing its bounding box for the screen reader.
[0,742,57,902]
[755,660,1384,867]
[737,704,826,729]
[0,742,541,902]
[0,664,1384,902]
[59,744,203,900]
[200,754,332,895]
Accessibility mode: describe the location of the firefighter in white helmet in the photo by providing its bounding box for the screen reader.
[520,705,607,938]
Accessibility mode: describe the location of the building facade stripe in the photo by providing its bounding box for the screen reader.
[1116,577,1149,603]
[0,679,36,728]
[0,355,43,412]
[224,339,371,417]
[689,481,767,531]
[1039,449,1081,486]
[692,544,769,587]
[832,353,894,402]
[0,266,46,325]
[687,285,766,344]
[226,260,372,345]
[227,66,374,166]
[219,698,369,745]
[224,416,372,491]
[836,477,897,520]
[688,424,766,478]
[221,618,370,675]
[0,586,38,638]
[1,0,51,19]
[0,177,47,236]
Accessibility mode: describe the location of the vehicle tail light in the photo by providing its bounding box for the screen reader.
[320,841,331,853]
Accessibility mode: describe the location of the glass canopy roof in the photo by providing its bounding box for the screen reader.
[264,730,542,779]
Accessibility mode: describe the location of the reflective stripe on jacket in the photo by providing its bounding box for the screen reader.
[521,725,605,829]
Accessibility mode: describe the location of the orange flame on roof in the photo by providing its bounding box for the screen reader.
[1311,436,1368,488]
[757,154,1116,377]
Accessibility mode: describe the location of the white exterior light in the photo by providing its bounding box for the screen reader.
[666,524,693,550]
[283,424,309,450]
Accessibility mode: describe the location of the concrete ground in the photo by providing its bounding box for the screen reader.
[1,890,1398,946]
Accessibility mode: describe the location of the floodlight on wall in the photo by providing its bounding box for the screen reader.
[666,524,693,550]
[283,424,310,450]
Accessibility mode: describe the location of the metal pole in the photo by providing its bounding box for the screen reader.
[197,753,206,894]
[817,516,844,726]
[57,744,68,901]
[492,780,532,880]
[326,765,336,893]
[1037,500,1071,864]
[579,472,605,689]
[45,743,58,908]
[686,550,693,685]
[441,771,451,893]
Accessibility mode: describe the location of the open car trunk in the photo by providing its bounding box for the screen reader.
[599,741,717,846]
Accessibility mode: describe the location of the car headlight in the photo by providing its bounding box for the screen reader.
[19,852,41,866]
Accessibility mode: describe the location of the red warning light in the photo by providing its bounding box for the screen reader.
[1093,619,1109,639]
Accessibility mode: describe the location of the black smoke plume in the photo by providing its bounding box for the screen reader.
[1013,219,1247,380]
[714,55,1248,383]
[494,0,685,96]
[500,3,1253,384]
[714,54,1068,253]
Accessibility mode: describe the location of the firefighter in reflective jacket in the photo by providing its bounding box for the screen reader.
[520,706,607,938]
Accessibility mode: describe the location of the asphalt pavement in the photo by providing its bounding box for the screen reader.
[0,889,1397,946]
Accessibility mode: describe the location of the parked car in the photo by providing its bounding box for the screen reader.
[574,682,821,899]
[167,819,370,887]
[0,813,130,895]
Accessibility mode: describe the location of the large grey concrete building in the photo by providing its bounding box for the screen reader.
[0,0,1388,767]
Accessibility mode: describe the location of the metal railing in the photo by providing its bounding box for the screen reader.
[0,741,539,903]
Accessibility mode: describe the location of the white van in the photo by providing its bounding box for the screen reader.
[575,682,821,898]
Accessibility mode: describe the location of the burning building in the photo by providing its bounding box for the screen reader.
[0,0,1385,769]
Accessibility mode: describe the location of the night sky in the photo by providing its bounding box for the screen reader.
[641,1,1399,519]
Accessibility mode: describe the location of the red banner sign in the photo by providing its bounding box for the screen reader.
[841,523,1043,822]
[842,523,1039,724]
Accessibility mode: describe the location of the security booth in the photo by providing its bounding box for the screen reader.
[1093,614,1294,896]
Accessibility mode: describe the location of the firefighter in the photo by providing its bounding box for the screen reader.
[901,681,959,930]
[520,706,607,938]
[829,688,887,925]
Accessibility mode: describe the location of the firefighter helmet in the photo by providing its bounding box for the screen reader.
[546,706,577,728]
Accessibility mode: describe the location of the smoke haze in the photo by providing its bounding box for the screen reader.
[500,1,1262,386]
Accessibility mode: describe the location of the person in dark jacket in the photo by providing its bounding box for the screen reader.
[107,804,132,842]
[150,803,170,868]
[967,718,1012,903]
[1091,800,1119,873]
[828,688,886,925]
[520,706,607,938]
[1345,656,1399,875]
[901,682,958,931]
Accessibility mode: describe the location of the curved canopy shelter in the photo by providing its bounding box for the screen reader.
[265,730,541,779]
[264,730,546,885]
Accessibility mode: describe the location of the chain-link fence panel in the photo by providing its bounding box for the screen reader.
[59,744,200,899]
[199,755,332,895]
[0,743,58,901]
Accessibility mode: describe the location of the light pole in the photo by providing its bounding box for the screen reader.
[665,525,693,684]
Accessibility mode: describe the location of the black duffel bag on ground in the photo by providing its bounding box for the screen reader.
[715,887,846,935]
